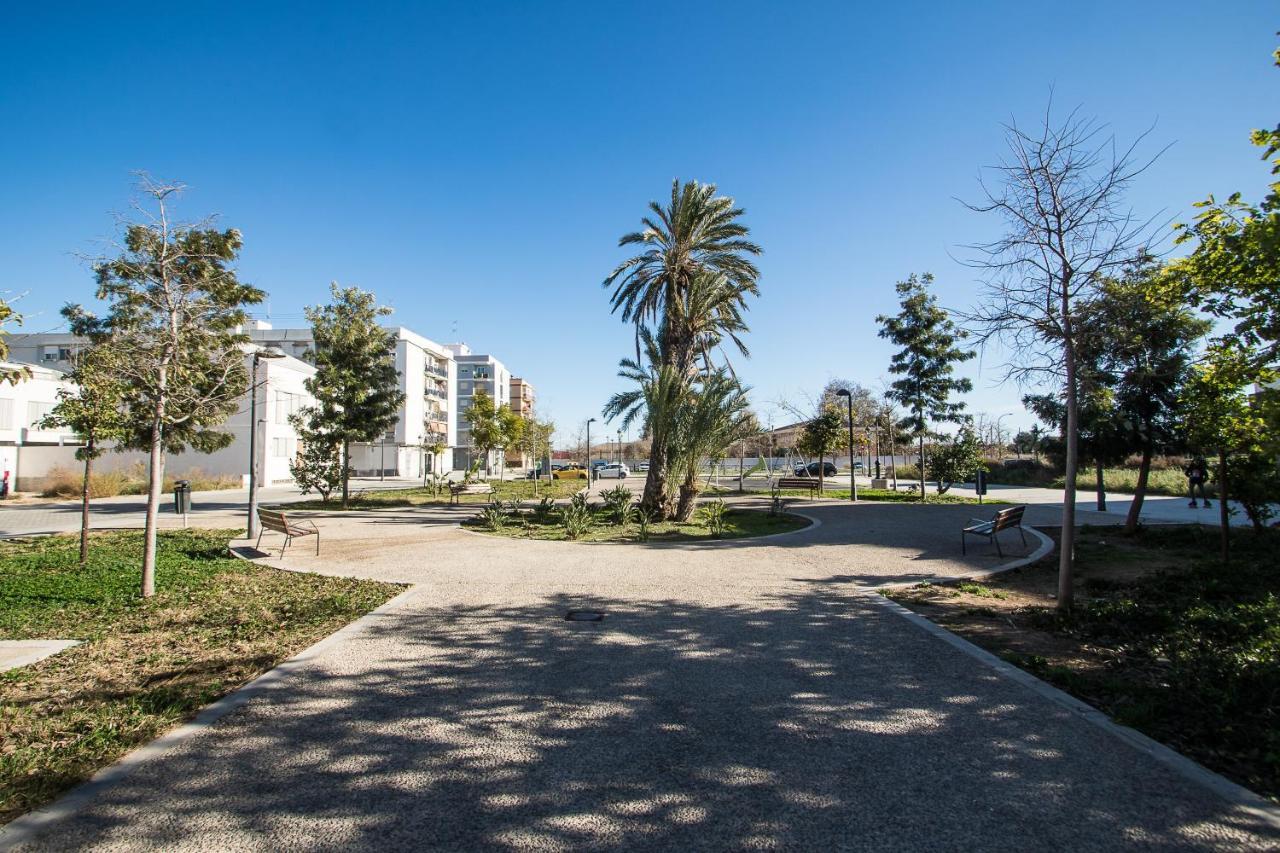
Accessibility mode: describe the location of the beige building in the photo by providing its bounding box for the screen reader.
[505,377,536,468]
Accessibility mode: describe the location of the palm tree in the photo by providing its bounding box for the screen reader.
[604,180,761,514]
[667,370,755,521]
[602,328,689,518]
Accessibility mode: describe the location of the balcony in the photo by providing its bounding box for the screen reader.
[425,364,449,379]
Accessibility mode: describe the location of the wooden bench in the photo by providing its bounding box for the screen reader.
[774,476,824,498]
[962,505,1027,557]
[449,482,496,505]
[256,508,320,557]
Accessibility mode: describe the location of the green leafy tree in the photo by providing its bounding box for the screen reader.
[495,404,525,482]
[1025,386,1129,511]
[1184,345,1278,553]
[0,298,28,386]
[37,319,129,564]
[74,179,262,597]
[877,273,974,500]
[518,416,556,496]
[604,182,762,516]
[298,283,406,508]
[288,413,345,503]
[419,427,447,491]
[463,389,502,478]
[797,407,844,494]
[930,425,986,495]
[1078,257,1211,530]
[1174,41,1280,372]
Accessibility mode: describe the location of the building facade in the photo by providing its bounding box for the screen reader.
[446,343,510,472]
[245,323,459,478]
[0,348,315,492]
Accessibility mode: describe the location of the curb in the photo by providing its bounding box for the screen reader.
[867,524,1056,590]
[0,585,420,852]
[866,592,1280,833]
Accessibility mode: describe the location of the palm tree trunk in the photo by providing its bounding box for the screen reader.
[675,479,698,522]
[641,440,671,519]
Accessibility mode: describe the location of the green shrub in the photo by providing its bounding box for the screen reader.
[561,502,592,540]
[479,506,507,531]
[699,498,729,538]
[601,485,634,525]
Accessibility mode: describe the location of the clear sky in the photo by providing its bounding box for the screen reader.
[2,2,1276,445]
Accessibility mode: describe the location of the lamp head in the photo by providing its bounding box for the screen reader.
[835,388,851,398]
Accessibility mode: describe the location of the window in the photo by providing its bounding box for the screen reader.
[473,366,491,379]
[27,401,55,429]
[0,398,11,430]
[274,391,302,425]
[272,437,289,457]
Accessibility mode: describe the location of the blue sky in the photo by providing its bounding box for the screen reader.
[2,2,1276,445]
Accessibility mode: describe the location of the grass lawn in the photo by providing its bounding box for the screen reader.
[887,525,1280,802]
[0,530,403,824]
[464,507,810,543]
[281,478,586,511]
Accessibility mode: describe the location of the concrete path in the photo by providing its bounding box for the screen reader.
[7,500,1277,850]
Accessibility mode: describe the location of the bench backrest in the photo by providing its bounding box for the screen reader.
[776,477,819,489]
[992,505,1026,531]
[257,508,290,533]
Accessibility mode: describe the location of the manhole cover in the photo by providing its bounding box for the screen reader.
[565,610,605,622]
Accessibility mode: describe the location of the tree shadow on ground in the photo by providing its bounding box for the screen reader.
[28,589,1276,851]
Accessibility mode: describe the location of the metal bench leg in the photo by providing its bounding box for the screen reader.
[1018,527,1027,547]
[281,534,291,559]
[315,531,320,556]
[256,528,265,553]
[994,532,1004,558]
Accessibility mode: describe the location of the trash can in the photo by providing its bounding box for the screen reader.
[173,480,191,515]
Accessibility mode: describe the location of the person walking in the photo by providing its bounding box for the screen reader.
[1185,456,1211,508]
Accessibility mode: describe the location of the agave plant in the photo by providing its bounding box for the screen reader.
[533,495,556,523]
[699,498,729,538]
[601,484,634,525]
[561,501,592,540]
[479,505,507,532]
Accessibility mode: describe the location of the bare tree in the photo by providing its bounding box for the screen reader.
[963,104,1162,610]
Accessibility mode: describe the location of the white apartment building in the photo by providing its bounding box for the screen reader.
[445,343,511,473]
[0,347,315,491]
[246,323,458,477]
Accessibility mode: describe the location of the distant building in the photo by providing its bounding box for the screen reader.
[505,377,536,467]
[446,344,510,472]
[0,347,315,492]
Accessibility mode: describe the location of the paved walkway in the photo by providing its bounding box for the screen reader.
[7,500,1277,850]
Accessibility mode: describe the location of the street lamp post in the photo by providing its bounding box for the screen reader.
[247,346,287,540]
[836,389,857,502]
[586,417,596,482]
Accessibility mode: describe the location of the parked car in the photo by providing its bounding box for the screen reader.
[552,464,588,480]
[597,463,629,480]
[794,461,839,478]
[637,461,650,472]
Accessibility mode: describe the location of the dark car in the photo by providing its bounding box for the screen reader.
[794,461,838,478]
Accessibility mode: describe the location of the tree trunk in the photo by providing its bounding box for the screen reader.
[641,439,671,519]
[818,449,826,494]
[1059,337,1079,612]
[79,445,93,566]
[341,440,350,509]
[1095,456,1106,512]
[1218,448,1230,565]
[675,479,698,522]
[918,435,926,501]
[141,415,164,599]
[738,442,744,494]
[1123,440,1153,534]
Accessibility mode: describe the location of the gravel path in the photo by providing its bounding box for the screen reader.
[8,501,1277,851]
